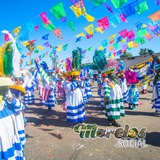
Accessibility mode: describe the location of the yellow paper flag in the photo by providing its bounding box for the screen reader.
[21,41,29,47]
[70,5,86,17]
[109,34,116,40]
[83,13,95,22]
[76,32,85,38]
[84,24,94,35]
[121,39,126,43]
[56,44,63,51]
[98,46,104,50]
[37,45,44,50]
[95,27,104,34]
[128,41,134,48]
[13,26,21,36]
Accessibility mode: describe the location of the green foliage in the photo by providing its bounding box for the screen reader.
[120,51,133,59]
[139,48,154,56]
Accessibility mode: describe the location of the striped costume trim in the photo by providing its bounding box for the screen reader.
[67,104,86,123]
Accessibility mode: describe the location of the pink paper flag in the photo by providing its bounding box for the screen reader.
[127,30,135,39]
[119,14,127,22]
[97,17,109,31]
[34,26,39,31]
[40,12,51,25]
[86,33,93,39]
[53,28,62,39]
[119,29,128,38]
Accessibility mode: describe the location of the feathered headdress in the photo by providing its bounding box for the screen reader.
[102,59,119,75]
[93,50,107,71]
[1,30,21,78]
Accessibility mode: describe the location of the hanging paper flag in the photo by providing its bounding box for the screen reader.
[119,29,128,38]
[76,36,82,43]
[116,36,122,42]
[121,38,126,42]
[109,34,116,40]
[137,29,148,37]
[86,33,93,39]
[70,2,86,17]
[76,32,85,37]
[82,50,87,54]
[137,1,148,14]
[135,22,143,30]
[155,0,160,5]
[43,42,51,47]
[42,33,49,40]
[101,40,108,47]
[128,41,134,48]
[42,22,56,30]
[68,21,75,31]
[95,27,104,34]
[135,37,145,44]
[88,46,92,51]
[37,45,44,50]
[120,0,139,18]
[111,0,128,9]
[21,41,30,47]
[13,26,21,36]
[50,2,66,22]
[116,50,122,56]
[83,13,95,22]
[110,13,121,28]
[26,52,32,56]
[34,49,39,53]
[19,32,29,41]
[109,40,115,44]
[122,44,127,50]
[148,10,160,21]
[4,34,10,41]
[119,14,127,22]
[70,0,84,7]
[56,44,63,51]
[133,42,138,48]
[53,28,62,39]
[98,46,104,50]
[42,53,45,58]
[103,48,107,53]
[40,12,51,25]
[108,46,114,51]
[90,0,106,6]
[97,17,109,31]
[127,30,135,40]
[145,33,152,40]
[104,4,114,14]
[21,54,27,58]
[84,24,94,35]
[63,44,68,51]
[34,26,39,31]
[26,22,34,31]
[113,43,118,49]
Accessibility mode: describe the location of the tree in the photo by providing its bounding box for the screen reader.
[120,51,133,59]
[139,48,154,56]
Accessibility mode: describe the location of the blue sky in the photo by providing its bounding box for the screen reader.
[0,0,160,69]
